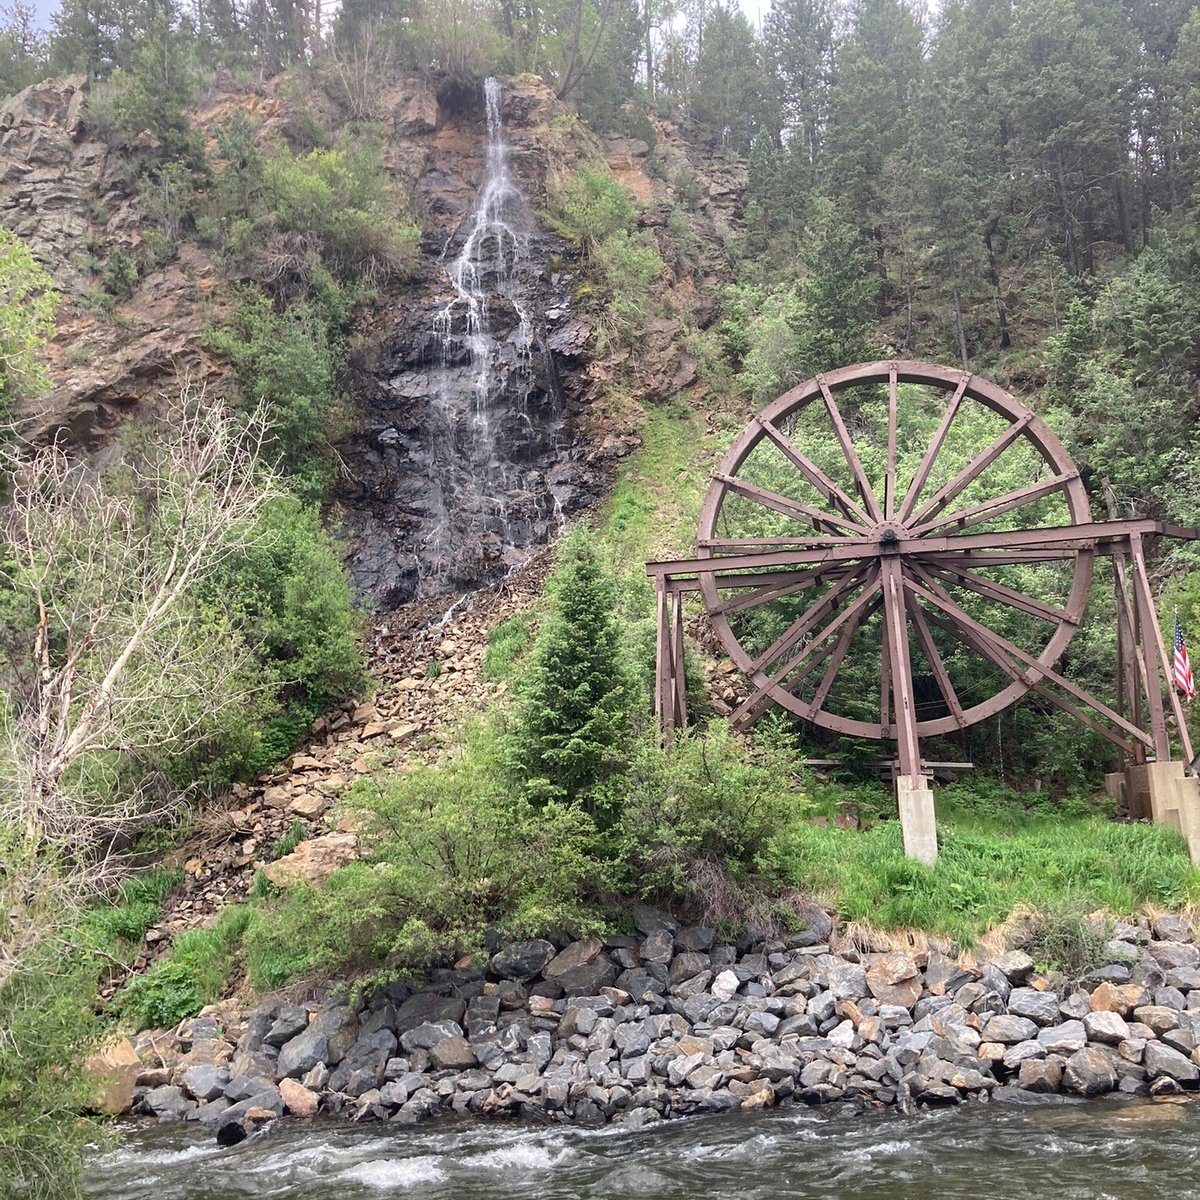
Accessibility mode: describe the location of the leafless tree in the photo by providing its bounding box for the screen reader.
[327,20,395,123]
[0,385,278,986]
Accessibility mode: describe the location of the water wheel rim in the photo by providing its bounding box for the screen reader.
[696,360,1095,738]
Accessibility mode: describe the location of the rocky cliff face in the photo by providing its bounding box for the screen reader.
[0,76,225,446]
[335,77,602,608]
[1,70,741,609]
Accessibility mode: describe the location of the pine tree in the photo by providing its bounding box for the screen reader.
[514,529,630,813]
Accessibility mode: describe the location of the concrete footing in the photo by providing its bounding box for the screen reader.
[1105,761,1200,864]
[896,774,938,866]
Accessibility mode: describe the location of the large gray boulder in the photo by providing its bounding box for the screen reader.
[328,1028,398,1097]
[276,1027,328,1079]
[490,939,556,981]
[1063,1048,1117,1096]
[1007,988,1061,1025]
[1144,1041,1200,1084]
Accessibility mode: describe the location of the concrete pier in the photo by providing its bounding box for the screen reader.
[897,774,939,866]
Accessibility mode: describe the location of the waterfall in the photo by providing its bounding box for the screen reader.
[424,76,561,589]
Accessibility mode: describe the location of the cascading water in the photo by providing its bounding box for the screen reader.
[337,76,592,610]
[422,77,563,589]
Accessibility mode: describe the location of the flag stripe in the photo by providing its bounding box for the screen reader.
[1175,614,1196,701]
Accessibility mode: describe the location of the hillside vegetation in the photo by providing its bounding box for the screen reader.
[4,0,1200,1194]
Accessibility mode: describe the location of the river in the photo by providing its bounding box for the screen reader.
[85,1099,1200,1199]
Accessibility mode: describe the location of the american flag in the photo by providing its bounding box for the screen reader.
[1175,613,1196,701]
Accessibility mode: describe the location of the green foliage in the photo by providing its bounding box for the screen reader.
[261,143,419,284]
[100,247,139,299]
[1013,906,1113,981]
[511,529,632,811]
[192,494,363,781]
[204,291,349,500]
[0,955,102,1200]
[244,721,605,986]
[0,228,57,417]
[109,14,203,168]
[83,867,181,947]
[272,819,307,860]
[608,720,807,902]
[549,167,663,342]
[116,904,253,1028]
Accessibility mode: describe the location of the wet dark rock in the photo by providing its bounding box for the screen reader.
[1144,1041,1200,1084]
[328,1029,399,1097]
[491,940,557,982]
[215,1090,283,1146]
[1062,1048,1117,1097]
[263,1006,309,1048]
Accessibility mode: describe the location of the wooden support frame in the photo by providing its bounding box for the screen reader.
[646,360,1200,862]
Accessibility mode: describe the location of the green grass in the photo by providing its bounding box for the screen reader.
[769,812,1200,946]
[601,403,721,563]
[271,819,307,860]
[482,612,536,682]
[82,867,182,949]
[116,904,254,1028]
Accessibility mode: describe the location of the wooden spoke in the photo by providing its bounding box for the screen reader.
[904,569,1152,746]
[905,590,966,726]
[711,564,853,616]
[927,562,1071,624]
[879,596,892,734]
[817,375,884,522]
[885,364,899,519]
[749,565,874,674]
[910,411,1036,528]
[713,472,869,534]
[754,417,872,526]
[809,595,883,713]
[897,373,970,523]
[920,604,1144,754]
[730,577,884,726]
[910,472,1077,538]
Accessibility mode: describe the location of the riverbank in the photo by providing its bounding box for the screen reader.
[98,905,1200,1144]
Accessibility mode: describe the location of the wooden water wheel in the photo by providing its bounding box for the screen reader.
[649,361,1198,828]
[697,360,1096,747]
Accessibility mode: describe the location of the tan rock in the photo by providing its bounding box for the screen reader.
[1089,981,1145,1016]
[543,938,603,979]
[262,832,359,888]
[866,952,922,1008]
[279,1077,319,1118]
[291,755,325,771]
[287,794,324,819]
[262,785,290,809]
[84,1038,141,1115]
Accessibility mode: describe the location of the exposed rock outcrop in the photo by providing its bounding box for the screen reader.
[0,76,225,447]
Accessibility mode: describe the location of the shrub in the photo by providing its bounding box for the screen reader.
[203,291,349,499]
[243,721,605,986]
[0,956,103,1200]
[0,228,56,417]
[1012,906,1112,982]
[608,719,805,903]
[100,248,140,299]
